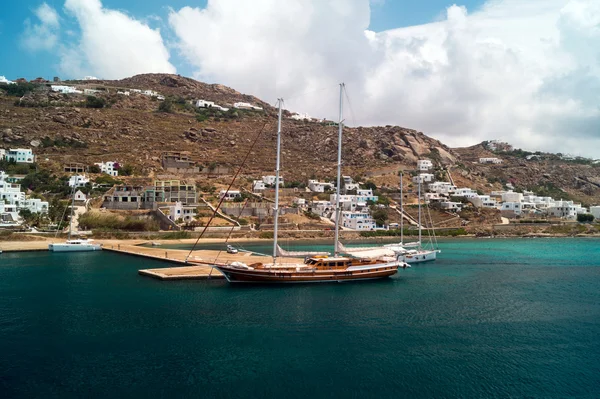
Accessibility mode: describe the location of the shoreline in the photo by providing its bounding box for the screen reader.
[2,234,600,253]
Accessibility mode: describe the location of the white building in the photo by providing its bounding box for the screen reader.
[219,190,241,201]
[252,180,266,192]
[83,76,98,80]
[590,206,600,219]
[546,200,578,220]
[412,173,435,184]
[417,159,433,171]
[0,171,48,214]
[428,182,457,196]
[5,148,34,163]
[262,175,284,187]
[165,201,197,222]
[196,99,229,112]
[330,194,358,211]
[74,190,87,202]
[95,161,118,176]
[68,175,90,188]
[291,113,311,120]
[233,102,263,111]
[501,191,523,203]
[0,76,16,85]
[117,91,130,96]
[500,202,537,216]
[439,201,463,211]
[0,149,5,159]
[293,198,306,207]
[310,200,332,217]
[453,188,478,198]
[308,179,334,193]
[143,90,159,97]
[51,85,82,94]
[469,195,497,208]
[341,211,376,230]
[23,198,48,213]
[479,157,502,164]
[355,189,378,204]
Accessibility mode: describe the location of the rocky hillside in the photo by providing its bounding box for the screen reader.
[0,73,598,204]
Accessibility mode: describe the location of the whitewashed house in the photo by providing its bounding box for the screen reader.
[74,190,87,202]
[291,113,311,120]
[5,148,34,163]
[439,201,463,211]
[165,201,197,222]
[95,161,118,176]
[262,175,284,187]
[417,159,433,171]
[453,188,478,198]
[428,182,457,196]
[196,99,229,111]
[355,189,378,204]
[469,195,497,208]
[233,102,263,111]
[412,173,435,184]
[83,76,98,80]
[479,157,502,164]
[117,91,130,96]
[0,171,48,214]
[84,89,101,95]
[341,211,376,230]
[308,179,334,193]
[51,85,82,94]
[310,200,333,217]
[330,194,358,211]
[546,200,578,220]
[252,180,266,192]
[68,174,90,188]
[590,206,600,219]
[500,202,537,217]
[293,198,306,208]
[219,190,241,201]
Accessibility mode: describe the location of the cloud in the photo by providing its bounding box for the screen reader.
[22,3,60,51]
[168,0,600,158]
[60,0,176,79]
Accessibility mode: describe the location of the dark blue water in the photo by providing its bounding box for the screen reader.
[1,238,599,398]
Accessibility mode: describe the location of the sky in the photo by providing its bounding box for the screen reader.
[1,0,599,158]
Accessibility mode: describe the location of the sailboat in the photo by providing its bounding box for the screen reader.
[210,85,406,283]
[340,172,439,263]
[48,183,102,252]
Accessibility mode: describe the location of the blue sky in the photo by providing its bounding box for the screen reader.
[0,0,485,80]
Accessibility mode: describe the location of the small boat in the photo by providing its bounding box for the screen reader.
[49,181,102,252]
[151,242,162,247]
[226,245,238,254]
[48,238,102,252]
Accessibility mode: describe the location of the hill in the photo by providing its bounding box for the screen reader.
[1,73,599,204]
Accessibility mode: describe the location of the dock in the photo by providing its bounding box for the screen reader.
[101,242,304,281]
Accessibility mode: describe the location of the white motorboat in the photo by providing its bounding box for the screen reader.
[48,183,102,252]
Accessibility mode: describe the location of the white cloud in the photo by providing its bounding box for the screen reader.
[168,0,600,158]
[60,0,176,79]
[22,3,60,51]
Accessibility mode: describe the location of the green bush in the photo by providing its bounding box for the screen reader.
[259,231,274,239]
[0,82,39,97]
[577,213,594,223]
[158,99,173,113]
[85,96,105,108]
[78,212,159,231]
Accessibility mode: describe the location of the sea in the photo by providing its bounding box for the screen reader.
[1,238,599,398]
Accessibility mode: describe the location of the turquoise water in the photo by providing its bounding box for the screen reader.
[1,238,599,398]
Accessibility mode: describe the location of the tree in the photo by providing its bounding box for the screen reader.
[119,164,134,176]
[371,208,389,226]
[158,99,173,113]
[362,181,377,191]
[577,213,594,223]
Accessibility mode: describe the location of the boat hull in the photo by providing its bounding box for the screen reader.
[48,243,102,252]
[214,265,399,284]
[398,249,437,263]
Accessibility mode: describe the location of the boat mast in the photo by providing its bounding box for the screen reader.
[68,182,76,241]
[272,98,283,264]
[334,83,344,257]
[400,172,403,245]
[418,177,422,245]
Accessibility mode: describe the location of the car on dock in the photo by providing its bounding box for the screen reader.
[226,245,238,254]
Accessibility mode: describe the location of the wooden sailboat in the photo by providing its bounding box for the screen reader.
[209,85,406,283]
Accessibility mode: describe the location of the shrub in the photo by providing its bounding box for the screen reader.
[577,213,594,223]
[85,96,105,108]
[158,99,173,113]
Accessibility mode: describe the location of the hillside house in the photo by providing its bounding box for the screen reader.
[485,140,513,152]
[5,148,34,163]
[291,113,311,120]
[253,180,266,192]
[64,163,87,173]
[51,85,82,94]
[83,76,98,80]
[74,190,87,202]
[95,161,118,176]
[417,159,433,171]
[309,200,332,217]
[341,211,376,230]
[546,201,579,220]
[501,191,523,203]
[355,189,378,204]
[453,188,478,198]
[117,91,130,96]
[102,185,146,210]
[439,201,463,211]
[262,175,284,187]
[479,157,502,164]
[68,174,90,187]
[163,201,197,223]
[219,190,241,201]
[500,202,537,217]
[84,89,101,95]
[293,198,306,208]
[590,206,600,219]
[468,195,497,208]
[0,171,48,214]
[308,179,334,193]
[428,182,457,195]
[233,102,263,111]
[412,173,434,184]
